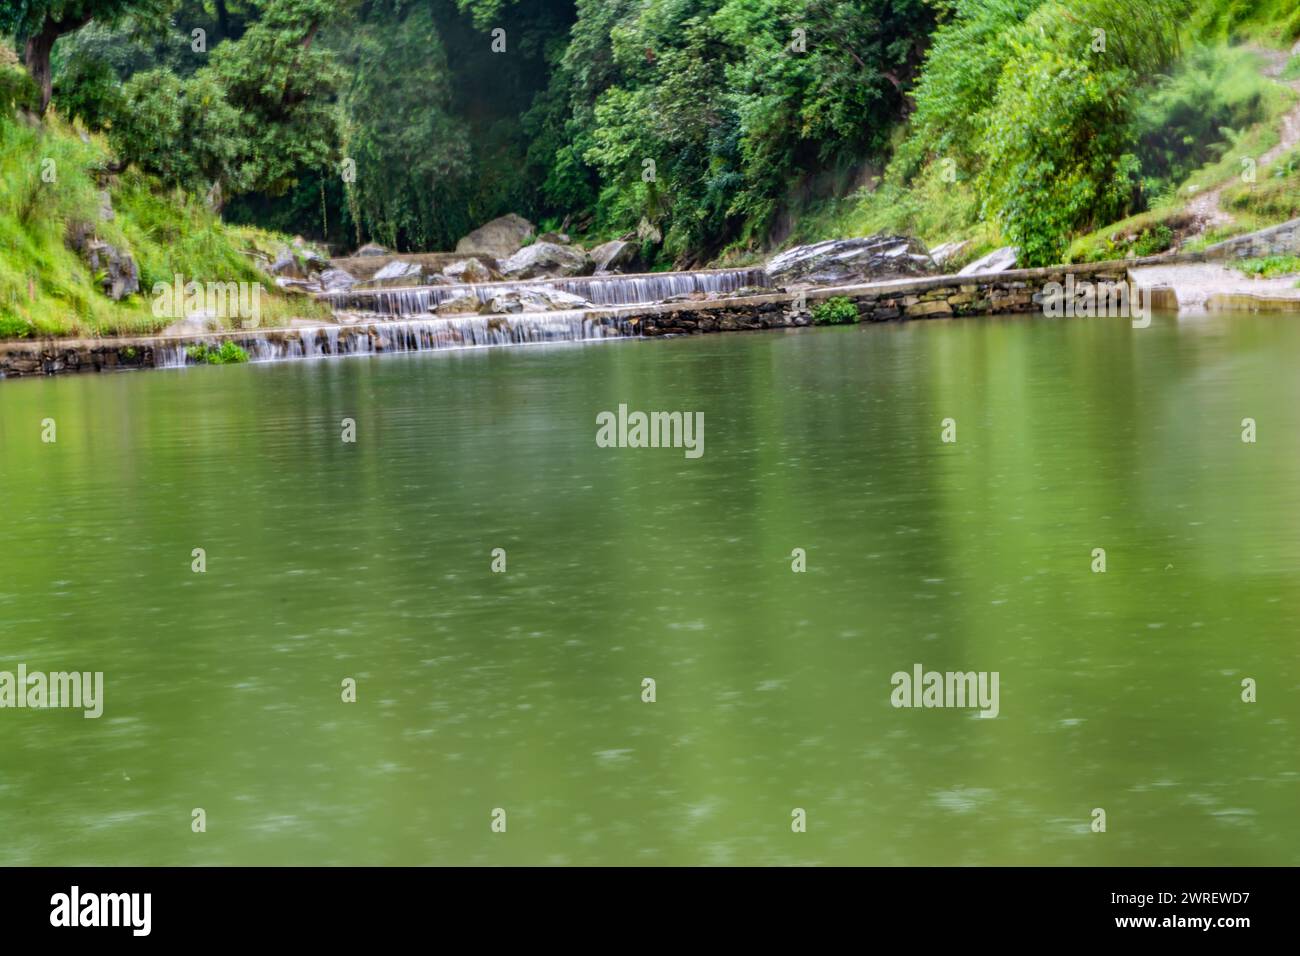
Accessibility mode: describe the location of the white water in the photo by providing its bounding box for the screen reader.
[153,312,636,368]
[321,268,769,316]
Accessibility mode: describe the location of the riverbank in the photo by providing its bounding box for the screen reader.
[6,215,1300,379]
[0,260,1232,378]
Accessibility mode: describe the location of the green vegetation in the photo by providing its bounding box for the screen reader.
[1230,255,1300,278]
[811,296,859,326]
[0,103,326,337]
[1222,146,1300,223]
[4,0,1300,343]
[186,340,249,364]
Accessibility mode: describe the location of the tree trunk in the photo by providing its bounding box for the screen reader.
[23,23,59,116]
[215,0,231,41]
[23,12,95,116]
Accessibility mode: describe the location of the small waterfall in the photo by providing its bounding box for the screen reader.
[321,268,770,317]
[152,312,636,368]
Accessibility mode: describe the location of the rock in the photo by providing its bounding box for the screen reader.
[636,217,662,245]
[590,239,641,275]
[274,276,315,295]
[369,260,425,285]
[64,221,139,300]
[354,242,388,257]
[929,240,972,270]
[499,241,593,280]
[482,288,590,314]
[957,246,1019,276]
[301,247,329,272]
[319,268,356,292]
[442,258,497,284]
[765,235,936,286]
[454,213,535,258]
[435,294,482,316]
[98,189,114,223]
[536,231,571,245]
[270,247,303,278]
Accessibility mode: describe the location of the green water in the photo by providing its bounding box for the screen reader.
[1,312,1297,866]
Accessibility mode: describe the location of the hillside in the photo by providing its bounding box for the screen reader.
[0,43,327,339]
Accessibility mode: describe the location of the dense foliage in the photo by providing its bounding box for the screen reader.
[6,0,1300,267]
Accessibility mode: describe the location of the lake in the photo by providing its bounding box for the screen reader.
[1,311,1297,865]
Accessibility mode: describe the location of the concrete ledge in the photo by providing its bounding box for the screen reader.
[1206,292,1300,312]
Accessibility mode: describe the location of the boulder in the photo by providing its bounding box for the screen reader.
[536,231,571,245]
[590,239,641,275]
[354,242,388,257]
[636,217,662,245]
[455,213,535,258]
[482,288,590,314]
[929,240,972,270]
[499,241,593,280]
[369,260,425,285]
[442,258,497,284]
[435,294,482,316]
[65,221,139,301]
[270,247,303,278]
[274,276,315,295]
[956,246,1019,276]
[301,248,329,273]
[765,235,936,286]
[319,268,357,293]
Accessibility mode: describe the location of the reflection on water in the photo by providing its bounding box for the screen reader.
[0,312,1297,865]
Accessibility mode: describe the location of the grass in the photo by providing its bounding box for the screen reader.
[1229,255,1300,277]
[0,111,330,339]
[1067,210,1192,262]
[1222,144,1300,222]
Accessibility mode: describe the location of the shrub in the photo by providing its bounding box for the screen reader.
[0,63,38,114]
[1231,256,1300,278]
[186,341,249,365]
[812,296,859,326]
[1133,46,1273,197]
[1134,225,1175,257]
[977,44,1141,266]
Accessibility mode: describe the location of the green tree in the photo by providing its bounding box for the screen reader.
[0,0,174,113]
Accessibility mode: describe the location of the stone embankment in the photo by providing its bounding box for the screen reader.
[6,216,1300,379]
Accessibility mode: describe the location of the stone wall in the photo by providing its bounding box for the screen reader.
[639,262,1132,334]
[0,341,154,378]
[0,260,1168,379]
[1203,218,1300,260]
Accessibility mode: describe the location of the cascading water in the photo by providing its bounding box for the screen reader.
[152,312,637,369]
[152,267,770,370]
[320,267,770,317]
